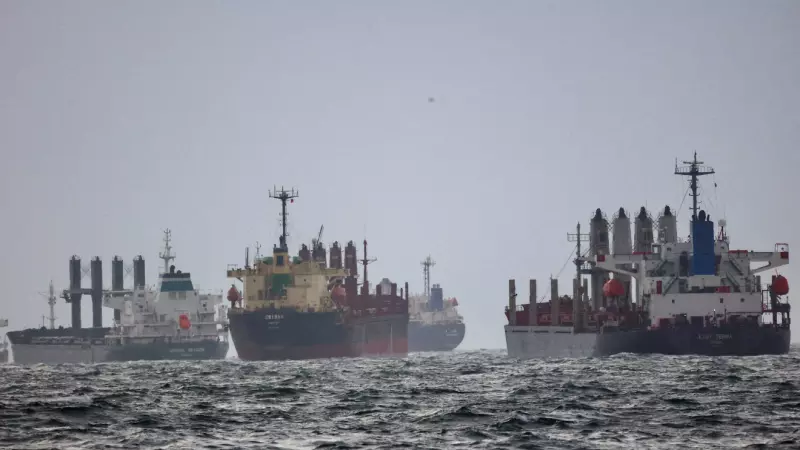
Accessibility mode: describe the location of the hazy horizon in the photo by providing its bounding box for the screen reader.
[2,1,799,353]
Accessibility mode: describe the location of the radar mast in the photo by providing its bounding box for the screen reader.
[159,229,175,273]
[360,240,377,294]
[38,281,58,329]
[421,255,436,298]
[674,152,715,222]
[269,186,299,251]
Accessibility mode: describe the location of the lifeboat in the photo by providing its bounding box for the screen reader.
[603,278,625,297]
[227,285,240,305]
[179,314,191,330]
[773,275,789,296]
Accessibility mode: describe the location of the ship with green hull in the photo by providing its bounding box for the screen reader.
[7,231,230,364]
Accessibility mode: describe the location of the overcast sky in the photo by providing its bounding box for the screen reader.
[1,0,799,354]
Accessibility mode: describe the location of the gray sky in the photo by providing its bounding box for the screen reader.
[1,1,799,351]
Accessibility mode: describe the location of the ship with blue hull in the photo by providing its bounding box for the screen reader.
[408,322,465,352]
[591,153,791,357]
[407,256,465,352]
[226,187,410,361]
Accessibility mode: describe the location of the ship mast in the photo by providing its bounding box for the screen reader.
[38,280,58,329]
[360,240,377,294]
[674,152,715,226]
[567,223,590,332]
[421,255,436,298]
[158,229,175,273]
[567,223,590,281]
[269,186,299,251]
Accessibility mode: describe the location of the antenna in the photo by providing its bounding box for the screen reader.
[313,225,324,248]
[567,222,591,332]
[567,222,590,282]
[360,240,377,294]
[674,152,715,223]
[158,229,175,273]
[269,186,299,251]
[421,255,436,298]
[564,222,589,280]
[254,242,262,261]
[38,280,57,329]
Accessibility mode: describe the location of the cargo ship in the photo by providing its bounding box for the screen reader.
[407,256,465,352]
[7,231,230,364]
[225,187,410,361]
[592,153,790,356]
[505,153,790,358]
[1,317,8,363]
[504,200,611,358]
[504,275,597,358]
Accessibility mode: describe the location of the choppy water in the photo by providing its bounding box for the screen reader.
[2,347,800,449]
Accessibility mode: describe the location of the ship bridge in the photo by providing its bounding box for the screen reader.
[592,210,789,327]
[159,267,194,293]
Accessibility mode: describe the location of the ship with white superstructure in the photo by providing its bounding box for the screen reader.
[505,153,791,358]
[7,230,230,364]
[592,154,790,356]
[407,256,465,352]
[0,317,8,363]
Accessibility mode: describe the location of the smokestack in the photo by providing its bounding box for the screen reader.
[91,257,103,328]
[133,255,145,289]
[112,256,123,323]
[529,279,537,326]
[404,282,409,301]
[508,279,517,325]
[572,278,582,332]
[583,278,590,328]
[550,278,560,326]
[344,241,358,277]
[69,256,82,329]
[590,208,610,312]
[329,242,343,269]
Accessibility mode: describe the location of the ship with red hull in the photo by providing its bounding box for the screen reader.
[226,187,409,361]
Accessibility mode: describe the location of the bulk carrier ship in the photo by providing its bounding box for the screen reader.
[592,154,790,356]
[0,317,8,363]
[225,187,410,361]
[407,256,465,352]
[6,231,229,364]
[505,153,791,358]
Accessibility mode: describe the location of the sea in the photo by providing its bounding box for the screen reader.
[2,348,800,449]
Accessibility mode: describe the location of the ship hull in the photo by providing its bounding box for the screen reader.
[595,325,791,356]
[7,328,110,364]
[229,308,408,361]
[505,325,597,359]
[408,322,465,352]
[105,339,229,361]
[7,328,228,364]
